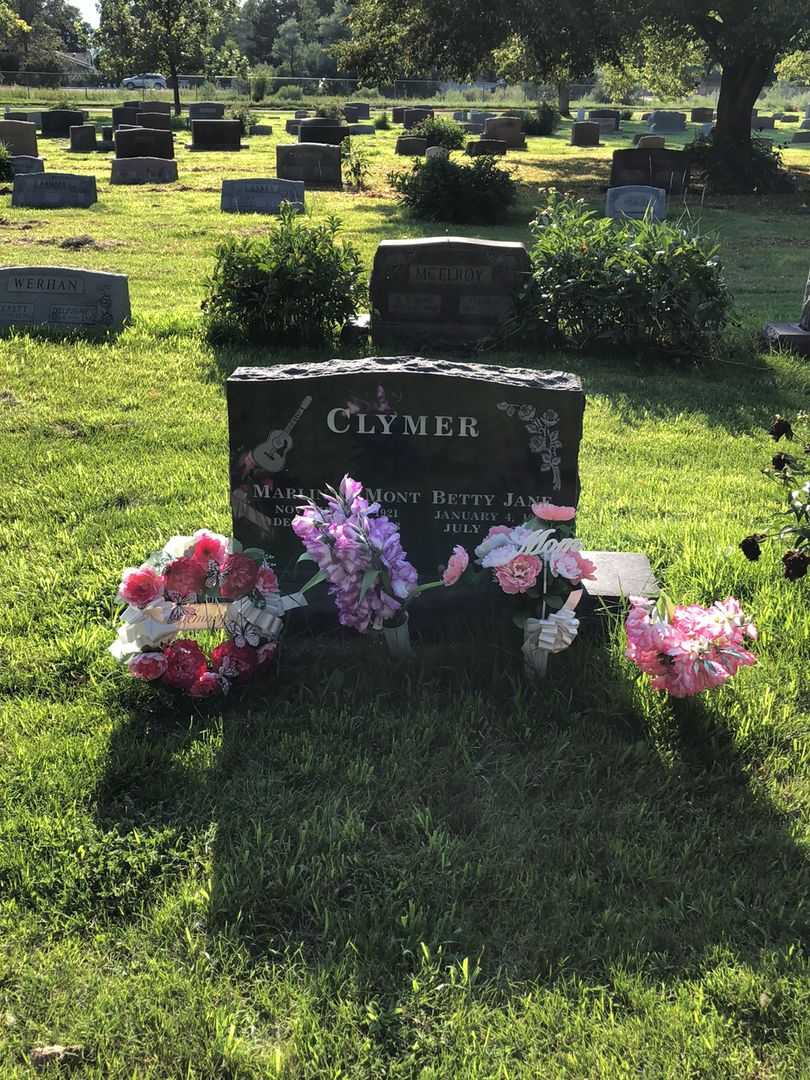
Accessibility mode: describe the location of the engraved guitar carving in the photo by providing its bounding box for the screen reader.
[253,395,312,473]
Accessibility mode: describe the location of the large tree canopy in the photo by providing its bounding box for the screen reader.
[339,0,810,189]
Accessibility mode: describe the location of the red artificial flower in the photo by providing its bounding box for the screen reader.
[163,639,208,689]
[211,640,258,682]
[164,556,206,599]
[219,553,259,599]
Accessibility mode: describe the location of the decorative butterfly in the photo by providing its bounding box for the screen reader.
[218,656,245,680]
[225,618,261,648]
[166,593,191,622]
[204,559,223,591]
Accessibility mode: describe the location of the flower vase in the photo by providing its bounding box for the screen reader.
[521,590,584,682]
[522,625,550,680]
[382,614,415,660]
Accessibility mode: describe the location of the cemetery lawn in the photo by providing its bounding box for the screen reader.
[1,115,810,1078]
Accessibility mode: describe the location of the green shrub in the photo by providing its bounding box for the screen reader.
[341,137,371,189]
[274,84,303,102]
[686,133,796,195]
[315,103,342,120]
[388,156,516,224]
[0,142,13,182]
[251,64,274,102]
[229,105,256,134]
[506,189,730,358]
[202,205,365,346]
[521,102,560,136]
[410,116,466,150]
[374,111,390,130]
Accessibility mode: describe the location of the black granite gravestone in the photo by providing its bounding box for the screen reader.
[40,110,85,138]
[221,177,304,213]
[466,139,507,156]
[114,126,174,159]
[297,117,350,145]
[12,172,97,208]
[276,143,341,187]
[227,357,584,594]
[136,111,171,130]
[112,106,140,129]
[609,148,691,195]
[370,237,531,348]
[188,119,243,150]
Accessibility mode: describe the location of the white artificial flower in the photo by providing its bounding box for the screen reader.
[161,534,195,560]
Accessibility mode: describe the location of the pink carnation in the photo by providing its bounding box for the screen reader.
[256,566,279,597]
[211,640,258,682]
[127,651,168,681]
[163,639,208,689]
[549,548,596,584]
[191,531,227,566]
[219,553,259,600]
[164,556,206,599]
[442,545,469,587]
[532,503,577,522]
[118,565,164,608]
[495,554,542,595]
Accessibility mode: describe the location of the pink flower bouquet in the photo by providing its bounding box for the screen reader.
[474,503,595,676]
[292,475,470,655]
[625,594,757,698]
[110,529,309,699]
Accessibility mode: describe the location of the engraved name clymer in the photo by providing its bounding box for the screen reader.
[326,409,479,437]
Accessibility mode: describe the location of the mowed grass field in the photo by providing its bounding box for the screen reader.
[0,111,809,1078]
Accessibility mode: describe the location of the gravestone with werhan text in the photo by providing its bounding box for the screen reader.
[0,265,130,333]
[227,357,584,600]
[370,237,531,348]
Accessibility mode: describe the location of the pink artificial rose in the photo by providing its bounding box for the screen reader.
[163,639,208,689]
[127,651,168,681]
[211,640,258,682]
[256,565,279,597]
[532,503,577,522]
[164,556,206,599]
[495,554,542,595]
[487,525,513,539]
[119,565,164,609]
[219,553,259,600]
[189,671,227,698]
[191,531,227,566]
[549,548,596,584]
[442,545,469,586]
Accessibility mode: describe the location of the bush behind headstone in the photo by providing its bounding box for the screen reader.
[409,116,466,149]
[202,205,365,346]
[388,156,516,224]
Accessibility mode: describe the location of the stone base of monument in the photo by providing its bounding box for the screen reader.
[578,551,659,614]
[763,321,810,356]
[186,143,249,151]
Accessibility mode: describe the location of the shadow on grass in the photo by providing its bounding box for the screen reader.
[94,618,810,993]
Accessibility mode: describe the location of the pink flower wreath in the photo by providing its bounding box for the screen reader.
[110,530,285,699]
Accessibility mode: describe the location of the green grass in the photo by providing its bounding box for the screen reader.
[0,114,809,1078]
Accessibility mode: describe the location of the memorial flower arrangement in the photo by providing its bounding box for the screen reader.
[110,529,321,698]
[292,475,470,656]
[474,502,596,676]
[625,595,757,698]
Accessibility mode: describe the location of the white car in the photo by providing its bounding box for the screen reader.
[122,73,167,90]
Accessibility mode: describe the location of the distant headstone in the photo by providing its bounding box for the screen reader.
[221,177,305,213]
[115,126,174,159]
[690,108,714,123]
[298,118,350,145]
[453,110,467,121]
[425,145,449,161]
[792,131,810,144]
[136,111,171,130]
[763,266,810,356]
[459,122,484,134]
[610,148,691,195]
[634,134,665,148]
[800,119,810,131]
[189,119,243,150]
[483,115,525,148]
[112,106,140,129]
[605,185,667,222]
[10,155,44,175]
[276,143,341,187]
[69,124,97,152]
[0,265,129,333]
[588,109,620,130]
[294,110,310,119]
[698,123,715,139]
[370,236,531,348]
[102,125,113,141]
[12,172,97,209]
[344,102,370,121]
[227,357,584,594]
[752,115,775,130]
[469,111,496,125]
[392,107,405,124]
[782,114,799,123]
[395,136,427,155]
[0,119,37,156]
[110,157,178,184]
[40,110,85,138]
[594,118,619,134]
[576,107,586,121]
[466,139,507,156]
[571,122,600,147]
[187,101,225,120]
[140,100,171,114]
[348,123,375,135]
[285,119,301,135]
[404,108,433,129]
[648,110,686,133]
[122,100,144,109]
[250,123,273,135]
[4,110,42,126]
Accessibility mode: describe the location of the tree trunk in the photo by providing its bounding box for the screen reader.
[557,81,570,117]
[714,51,775,149]
[169,57,181,116]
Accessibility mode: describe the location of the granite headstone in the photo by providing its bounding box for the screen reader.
[466,139,507,156]
[136,111,171,131]
[610,148,691,195]
[221,177,304,213]
[276,143,341,187]
[605,185,667,222]
[189,119,243,150]
[0,119,37,156]
[40,110,85,138]
[69,124,97,152]
[571,122,600,147]
[112,106,140,129]
[395,136,427,155]
[187,101,225,120]
[0,265,129,332]
[763,265,810,356]
[12,172,97,208]
[226,357,584,593]
[298,117,350,145]
[483,116,525,148]
[114,126,174,159]
[110,157,178,184]
[10,155,44,175]
[404,108,433,129]
[370,236,531,348]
